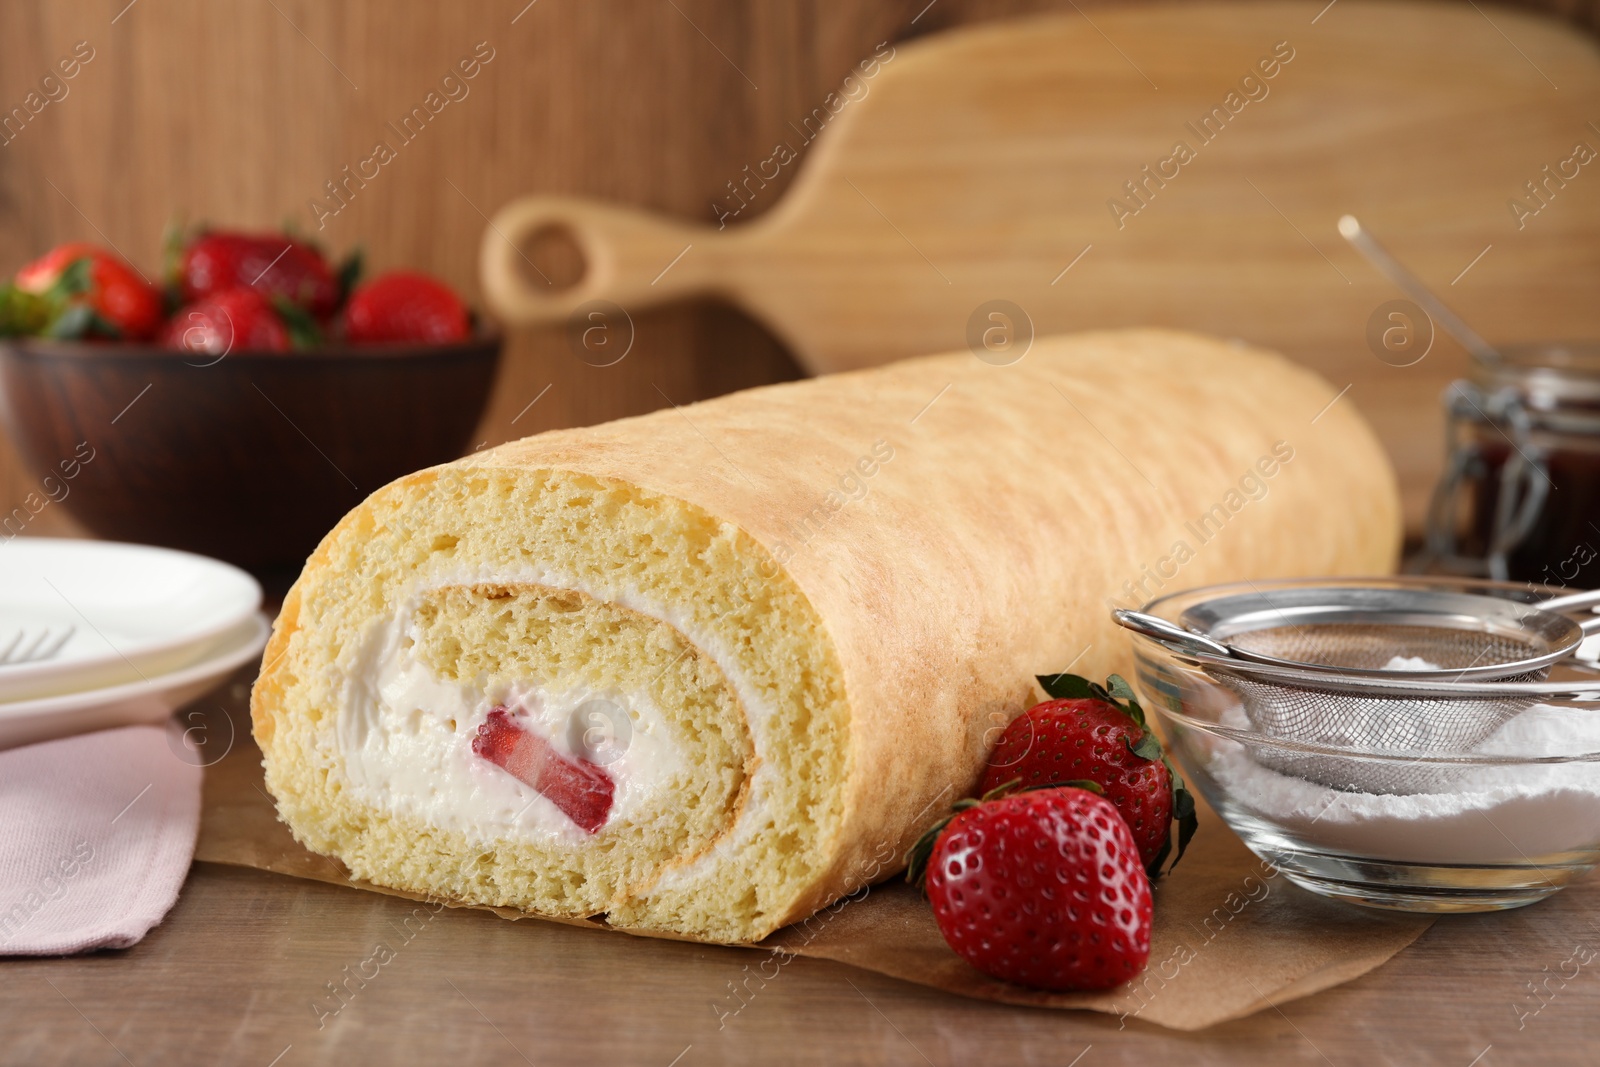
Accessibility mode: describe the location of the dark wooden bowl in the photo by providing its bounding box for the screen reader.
[0,333,502,592]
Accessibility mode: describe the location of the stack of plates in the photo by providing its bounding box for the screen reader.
[0,539,269,750]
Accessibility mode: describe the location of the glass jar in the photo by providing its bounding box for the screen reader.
[1421,342,1600,588]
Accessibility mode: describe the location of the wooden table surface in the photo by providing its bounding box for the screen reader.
[5,673,1600,1066]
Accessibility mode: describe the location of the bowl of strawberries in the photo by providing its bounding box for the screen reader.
[0,231,500,590]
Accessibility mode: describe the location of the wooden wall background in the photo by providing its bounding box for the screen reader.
[1,0,1595,540]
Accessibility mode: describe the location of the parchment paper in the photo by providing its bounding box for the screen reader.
[194,695,1431,1031]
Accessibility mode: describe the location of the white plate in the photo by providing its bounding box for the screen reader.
[0,612,270,751]
[0,539,261,703]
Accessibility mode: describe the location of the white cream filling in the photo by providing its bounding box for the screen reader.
[335,560,776,872]
[338,595,688,846]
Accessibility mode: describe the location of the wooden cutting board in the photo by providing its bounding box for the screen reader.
[481,1,1600,528]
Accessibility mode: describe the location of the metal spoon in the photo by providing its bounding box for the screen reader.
[1337,214,1504,367]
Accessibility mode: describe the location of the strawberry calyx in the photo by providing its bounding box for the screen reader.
[1033,671,1198,878]
[0,284,53,337]
[19,256,122,340]
[45,302,121,340]
[45,256,95,300]
[160,217,189,288]
[904,777,1104,891]
[272,296,323,349]
[335,248,364,308]
[46,257,114,337]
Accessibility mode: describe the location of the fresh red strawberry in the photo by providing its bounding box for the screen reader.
[14,242,163,340]
[981,673,1196,876]
[472,707,614,833]
[342,270,470,343]
[177,230,340,316]
[909,786,1152,991]
[160,287,290,354]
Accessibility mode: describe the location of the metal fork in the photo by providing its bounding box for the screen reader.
[0,625,76,667]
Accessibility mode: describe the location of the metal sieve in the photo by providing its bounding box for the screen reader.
[1119,585,1600,680]
[1114,583,1600,794]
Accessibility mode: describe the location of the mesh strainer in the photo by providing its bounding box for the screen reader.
[1114,583,1600,794]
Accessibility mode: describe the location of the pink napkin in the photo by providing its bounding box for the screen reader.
[0,724,201,955]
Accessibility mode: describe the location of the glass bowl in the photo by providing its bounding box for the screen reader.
[1130,576,1600,913]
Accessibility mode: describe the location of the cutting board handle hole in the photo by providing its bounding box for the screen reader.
[517,224,587,292]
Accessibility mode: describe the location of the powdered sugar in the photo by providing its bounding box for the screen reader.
[1383,655,1438,671]
[1210,702,1600,864]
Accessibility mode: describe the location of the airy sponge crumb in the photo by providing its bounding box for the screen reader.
[254,466,850,942]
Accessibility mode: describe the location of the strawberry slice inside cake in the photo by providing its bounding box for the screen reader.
[472,708,614,834]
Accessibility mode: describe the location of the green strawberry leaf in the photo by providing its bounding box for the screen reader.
[1008,778,1105,798]
[1035,672,1102,701]
[335,248,364,308]
[0,284,53,337]
[43,303,92,339]
[46,256,95,302]
[273,296,323,349]
[1046,778,1104,795]
[903,826,938,891]
[1039,671,1149,736]
[1149,833,1173,876]
[1128,734,1162,762]
[904,795,984,892]
[161,216,189,286]
[1107,675,1149,728]
[1169,771,1199,870]
[161,218,199,315]
[44,302,119,340]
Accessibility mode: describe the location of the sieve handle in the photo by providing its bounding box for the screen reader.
[1538,588,1600,635]
[1112,609,1234,659]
